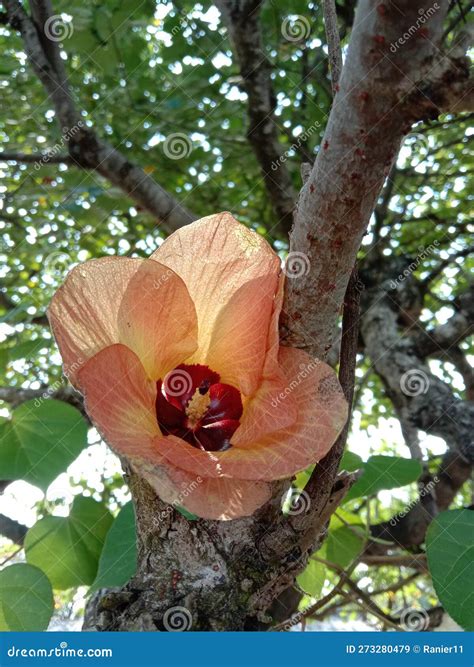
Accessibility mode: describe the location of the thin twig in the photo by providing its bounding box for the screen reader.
[322,0,342,94]
[306,267,361,495]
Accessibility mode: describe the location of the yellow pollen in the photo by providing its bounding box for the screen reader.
[185,389,211,428]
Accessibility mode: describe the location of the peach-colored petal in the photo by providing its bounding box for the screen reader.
[135,460,272,520]
[49,258,142,386]
[77,344,160,461]
[151,212,281,392]
[265,272,285,369]
[49,257,198,386]
[156,347,347,481]
[232,370,298,446]
[206,275,279,394]
[221,347,348,479]
[117,259,198,380]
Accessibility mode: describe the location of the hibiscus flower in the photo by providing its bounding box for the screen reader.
[49,212,347,520]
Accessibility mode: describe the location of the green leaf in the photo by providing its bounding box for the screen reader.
[90,502,137,591]
[339,450,363,472]
[326,525,365,568]
[344,455,422,501]
[0,399,88,491]
[25,496,113,589]
[297,558,326,598]
[0,563,54,631]
[294,464,314,490]
[426,509,474,631]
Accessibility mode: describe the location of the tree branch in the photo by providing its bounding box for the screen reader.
[0,151,73,165]
[322,0,342,94]
[5,0,196,231]
[281,0,471,359]
[0,513,28,545]
[215,0,296,234]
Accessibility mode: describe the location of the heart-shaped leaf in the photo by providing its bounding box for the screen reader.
[426,509,474,631]
[0,563,54,631]
[25,496,113,589]
[0,399,88,491]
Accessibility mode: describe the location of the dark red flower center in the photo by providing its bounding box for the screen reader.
[156,364,243,452]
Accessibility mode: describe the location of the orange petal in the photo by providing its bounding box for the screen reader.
[206,275,279,394]
[49,257,142,386]
[152,212,281,393]
[134,459,272,520]
[156,347,347,481]
[117,259,198,380]
[77,344,161,461]
[221,347,348,479]
[49,257,198,386]
[231,369,298,446]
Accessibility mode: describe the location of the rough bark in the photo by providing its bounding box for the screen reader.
[359,256,474,464]
[359,256,473,549]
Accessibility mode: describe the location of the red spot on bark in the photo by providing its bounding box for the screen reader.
[373,35,385,44]
[418,27,429,39]
[309,183,315,193]
[332,238,343,249]
[323,140,329,150]
[293,312,302,321]
[377,4,387,15]
[335,84,340,92]
[358,91,369,102]
[355,148,366,160]
[350,173,361,181]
